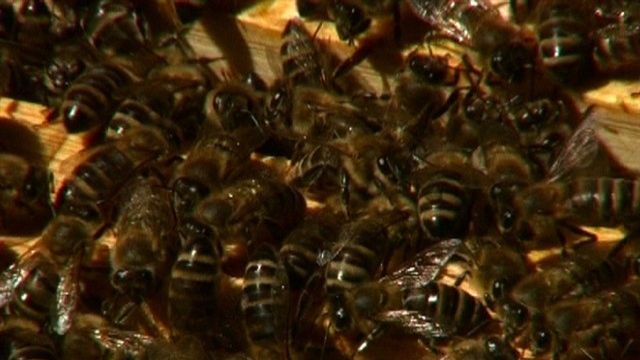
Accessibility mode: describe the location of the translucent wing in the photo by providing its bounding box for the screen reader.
[381,238,462,288]
[0,249,42,308]
[375,310,451,339]
[406,0,493,43]
[53,254,81,335]
[91,327,155,356]
[548,108,600,181]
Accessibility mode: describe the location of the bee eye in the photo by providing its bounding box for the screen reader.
[491,278,507,300]
[333,306,351,331]
[501,209,516,230]
[533,329,552,352]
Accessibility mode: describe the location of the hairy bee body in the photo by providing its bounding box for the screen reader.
[111,175,176,302]
[241,244,289,360]
[0,318,58,360]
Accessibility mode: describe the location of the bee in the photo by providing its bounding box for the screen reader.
[443,336,519,360]
[510,249,628,311]
[62,312,158,360]
[241,243,290,360]
[411,147,487,240]
[289,86,380,141]
[339,239,485,354]
[83,0,149,56]
[591,4,640,76]
[279,210,344,289]
[195,175,306,246]
[56,127,173,225]
[287,141,345,206]
[472,141,543,234]
[171,131,257,224]
[532,0,596,83]
[0,153,52,236]
[0,252,58,325]
[324,212,417,333]
[168,218,221,338]
[43,41,96,105]
[519,281,640,359]
[59,61,135,133]
[408,0,540,85]
[0,317,58,360]
[110,174,177,302]
[202,80,269,149]
[458,237,531,309]
[280,18,326,88]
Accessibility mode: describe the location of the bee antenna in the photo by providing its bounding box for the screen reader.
[312,21,324,41]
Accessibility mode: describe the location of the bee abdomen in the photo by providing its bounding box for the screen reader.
[241,244,289,359]
[61,64,130,133]
[168,237,220,334]
[417,174,470,239]
[567,178,640,226]
[9,261,58,323]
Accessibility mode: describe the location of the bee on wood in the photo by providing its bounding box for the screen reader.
[241,243,290,360]
[195,175,306,246]
[280,18,326,89]
[443,335,519,360]
[110,174,177,303]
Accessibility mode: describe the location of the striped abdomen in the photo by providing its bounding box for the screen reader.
[61,63,130,133]
[536,2,592,82]
[417,171,472,239]
[56,145,135,223]
[280,217,338,288]
[403,282,489,336]
[241,244,289,360]
[7,257,58,324]
[168,231,220,336]
[280,18,324,87]
[565,177,640,227]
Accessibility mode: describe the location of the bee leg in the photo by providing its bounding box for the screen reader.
[453,270,470,287]
[340,170,351,219]
[353,324,386,359]
[331,35,387,80]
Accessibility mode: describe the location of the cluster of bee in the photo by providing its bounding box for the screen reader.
[1,0,640,359]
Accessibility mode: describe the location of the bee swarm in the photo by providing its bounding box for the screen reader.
[2,0,640,360]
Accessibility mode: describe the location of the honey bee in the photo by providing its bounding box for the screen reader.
[339,239,488,354]
[287,141,344,205]
[110,174,177,302]
[59,61,135,133]
[408,0,540,85]
[510,249,628,311]
[532,0,596,83]
[56,127,173,225]
[279,210,344,289]
[168,218,221,338]
[83,0,149,56]
[0,317,58,360]
[241,243,290,360]
[0,153,52,236]
[443,336,519,360]
[518,281,640,359]
[591,2,640,76]
[411,147,487,240]
[43,41,96,105]
[195,175,306,246]
[280,18,326,88]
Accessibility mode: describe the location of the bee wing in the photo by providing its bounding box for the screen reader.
[0,249,43,308]
[52,254,81,335]
[375,310,451,339]
[90,327,155,356]
[548,107,600,181]
[381,238,462,288]
[406,0,489,44]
